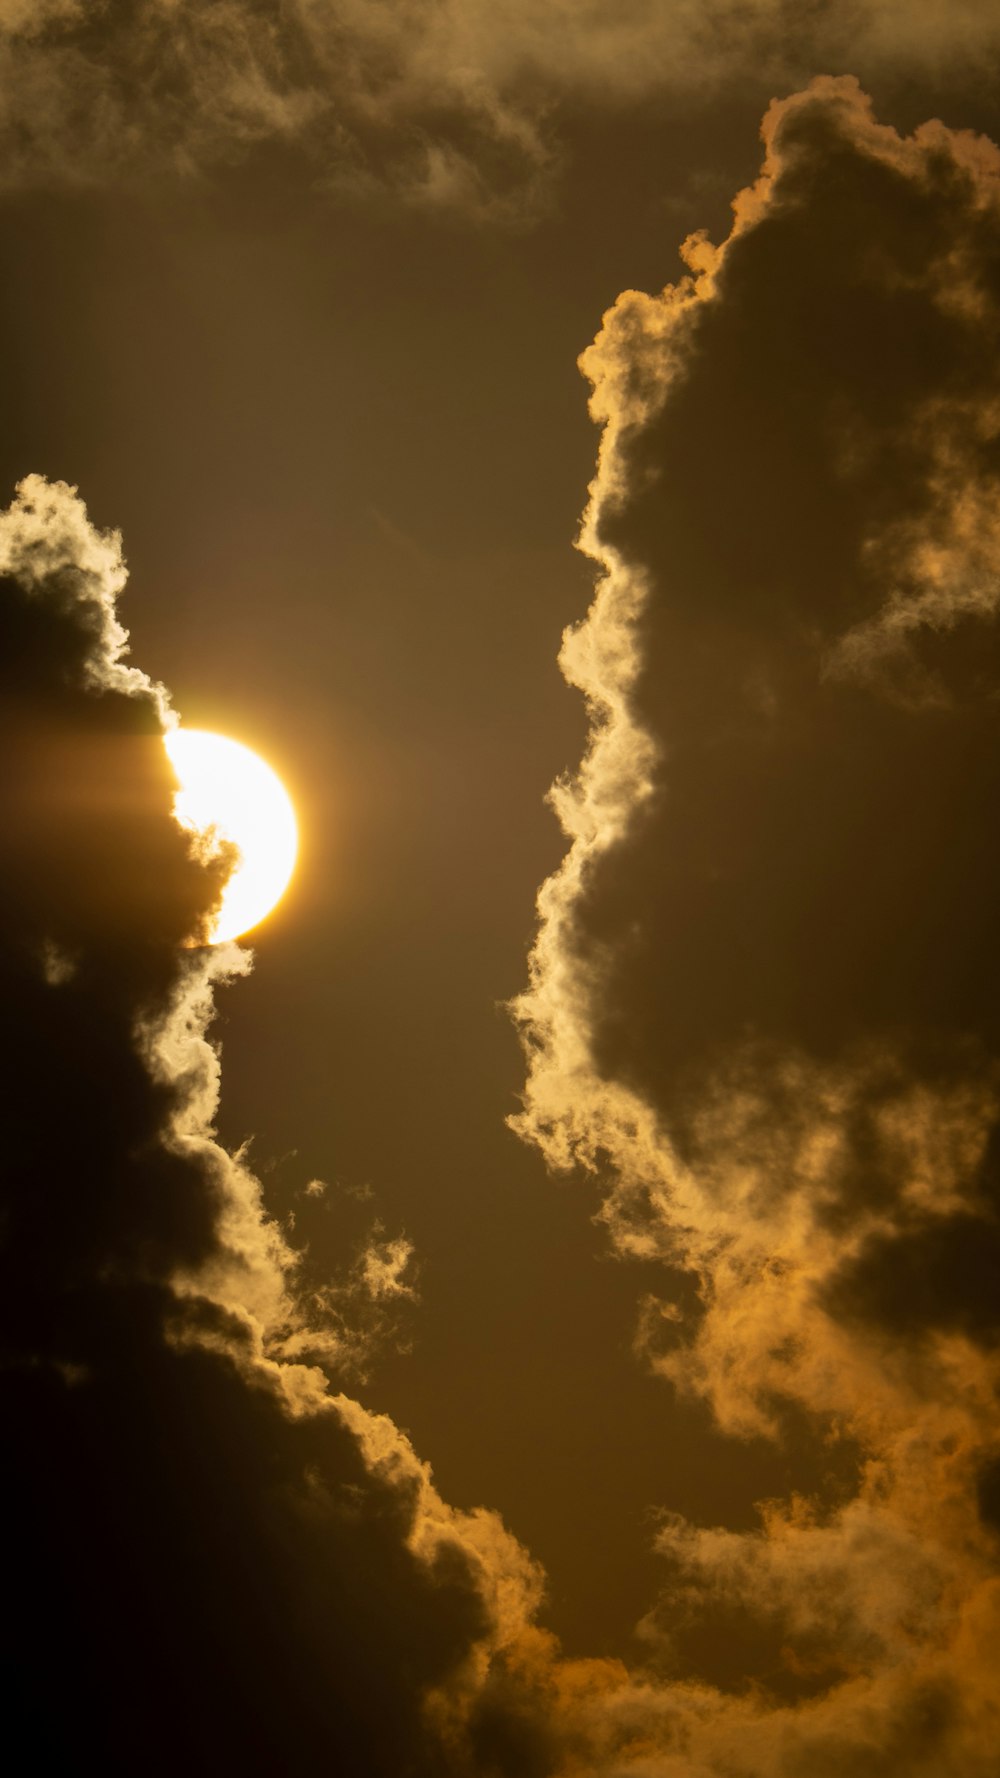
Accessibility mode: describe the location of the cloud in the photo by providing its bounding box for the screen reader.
[2,4,1000,218]
[511,78,1000,1773]
[0,474,549,1775]
[9,67,1000,1777]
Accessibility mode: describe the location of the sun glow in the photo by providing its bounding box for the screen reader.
[164,728,298,943]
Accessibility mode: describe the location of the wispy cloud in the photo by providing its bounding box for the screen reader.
[2,4,999,218]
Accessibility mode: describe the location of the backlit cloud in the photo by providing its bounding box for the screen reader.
[512,78,1000,1773]
[0,474,546,1775]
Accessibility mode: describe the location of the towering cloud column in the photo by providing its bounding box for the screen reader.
[513,78,1000,1774]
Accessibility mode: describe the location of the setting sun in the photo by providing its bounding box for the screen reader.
[164,728,298,943]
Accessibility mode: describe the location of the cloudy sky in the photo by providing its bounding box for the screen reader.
[4,5,1000,1774]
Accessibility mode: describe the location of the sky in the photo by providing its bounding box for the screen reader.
[3,5,1000,1775]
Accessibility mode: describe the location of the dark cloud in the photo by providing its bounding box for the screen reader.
[3,3,1000,219]
[0,477,545,1776]
[572,91,1000,1114]
[513,79,1000,1772]
[826,1212,1000,1343]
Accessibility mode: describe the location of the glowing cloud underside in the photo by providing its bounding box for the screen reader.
[164,728,298,943]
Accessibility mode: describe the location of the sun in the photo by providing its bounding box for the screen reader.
[164,728,298,943]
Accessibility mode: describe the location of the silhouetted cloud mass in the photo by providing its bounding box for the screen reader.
[512,78,1000,1773]
[0,476,545,1777]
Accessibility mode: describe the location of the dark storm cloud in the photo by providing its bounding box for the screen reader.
[513,80,1000,1772]
[0,475,546,1776]
[2,2,1000,218]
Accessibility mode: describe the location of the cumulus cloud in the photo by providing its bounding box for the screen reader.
[2,3,1000,218]
[0,474,547,1775]
[511,78,1000,1773]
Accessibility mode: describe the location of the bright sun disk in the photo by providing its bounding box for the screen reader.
[164,728,298,943]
